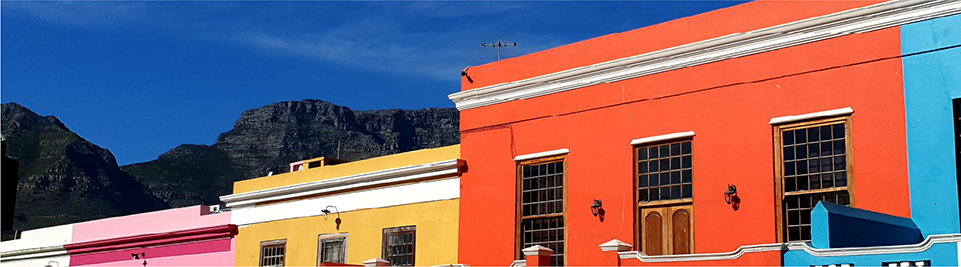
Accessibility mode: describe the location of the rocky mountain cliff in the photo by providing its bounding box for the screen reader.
[1,100,459,229]
[122,100,460,207]
[1,103,169,230]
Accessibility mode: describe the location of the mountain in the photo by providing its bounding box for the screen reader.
[122,100,460,207]
[1,103,169,230]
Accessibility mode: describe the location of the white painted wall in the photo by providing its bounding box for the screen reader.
[0,224,73,267]
[231,177,460,226]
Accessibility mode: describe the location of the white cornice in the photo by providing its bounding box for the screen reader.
[769,107,854,125]
[786,233,961,257]
[615,234,961,262]
[617,243,783,262]
[220,159,463,208]
[448,0,961,111]
[0,245,67,261]
[514,149,570,161]
[631,131,695,146]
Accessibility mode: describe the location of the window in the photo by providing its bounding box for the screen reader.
[260,239,287,267]
[635,140,693,255]
[775,117,853,242]
[954,99,961,228]
[518,156,565,266]
[382,226,416,266]
[317,233,347,265]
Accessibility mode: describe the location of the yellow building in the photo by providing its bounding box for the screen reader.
[221,145,462,266]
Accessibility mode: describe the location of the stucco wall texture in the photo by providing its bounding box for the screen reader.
[234,199,459,266]
[456,1,920,266]
[68,206,235,267]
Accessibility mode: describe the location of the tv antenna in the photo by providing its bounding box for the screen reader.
[481,41,517,61]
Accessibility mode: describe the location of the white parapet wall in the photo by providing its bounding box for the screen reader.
[0,224,73,267]
[230,177,461,226]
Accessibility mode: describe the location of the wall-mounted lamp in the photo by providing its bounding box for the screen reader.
[131,252,147,267]
[321,205,340,220]
[724,184,738,204]
[591,199,603,216]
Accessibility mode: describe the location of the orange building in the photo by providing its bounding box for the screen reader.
[450,0,961,266]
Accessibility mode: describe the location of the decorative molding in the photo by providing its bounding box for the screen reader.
[630,131,695,146]
[510,260,527,267]
[229,177,460,226]
[0,245,67,261]
[514,149,569,161]
[63,225,237,255]
[220,159,464,208]
[769,107,854,125]
[615,234,961,262]
[617,243,782,262]
[448,0,961,111]
[785,233,961,257]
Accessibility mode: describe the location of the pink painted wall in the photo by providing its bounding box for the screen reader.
[73,205,229,242]
[70,206,235,267]
[71,238,236,266]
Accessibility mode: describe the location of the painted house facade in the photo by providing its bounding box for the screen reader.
[0,205,234,267]
[449,0,961,266]
[221,145,463,267]
[64,205,235,267]
[0,224,73,267]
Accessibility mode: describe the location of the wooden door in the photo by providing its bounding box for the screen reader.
[640,205,693,255]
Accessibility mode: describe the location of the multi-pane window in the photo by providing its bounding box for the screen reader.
[777,118,853,242]
[260,239,286,267]
[635,139,693,256]
[382,226,416,266]
[519,157,565,266]
[637,140,693,202]
[317,233,347,265]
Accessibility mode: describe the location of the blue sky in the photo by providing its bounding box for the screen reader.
[1,1,744,165]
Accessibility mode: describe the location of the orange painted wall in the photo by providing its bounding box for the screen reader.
[460,0,886,91]
[456,2,910,266]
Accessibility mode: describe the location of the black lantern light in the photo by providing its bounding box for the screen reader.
[724,184,738,204]
[591,199,603,216]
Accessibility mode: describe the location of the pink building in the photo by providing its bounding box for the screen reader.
[64,206,236,267]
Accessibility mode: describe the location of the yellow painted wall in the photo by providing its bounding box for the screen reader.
[235,199,459,266]
[233,145,461,194]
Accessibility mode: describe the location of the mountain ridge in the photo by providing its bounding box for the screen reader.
[3,100,459,230]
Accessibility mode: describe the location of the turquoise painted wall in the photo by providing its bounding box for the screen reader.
[783,14,961,267]
[902,13,961,237]
[783,242,958,266]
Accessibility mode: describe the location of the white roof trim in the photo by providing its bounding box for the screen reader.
[0,245,67,261]
[617,243,782,262]
[786,233,961,257]
[220,159,462,208]
[514,149,569,161]
[616,234,961,262]
[769,107,854,125]
[630,131,695,146]
[448,0,961,111]
[229,178,459,226]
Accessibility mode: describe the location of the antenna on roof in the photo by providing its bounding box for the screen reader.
[481,41,517,61]
[481,34,518,61]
